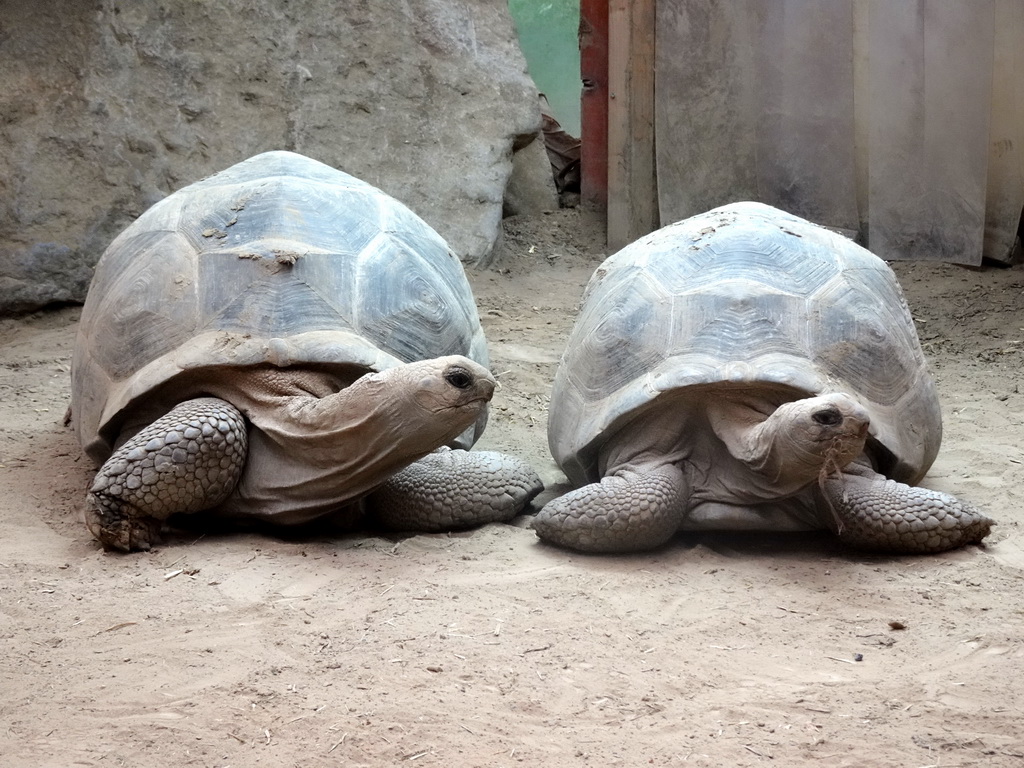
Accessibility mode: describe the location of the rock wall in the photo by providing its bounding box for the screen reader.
[0,0,541,313]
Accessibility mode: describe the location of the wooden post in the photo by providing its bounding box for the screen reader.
[580,0,609,212]
[607,0,658,251]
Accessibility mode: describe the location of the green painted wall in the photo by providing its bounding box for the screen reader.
[508,0,581,136]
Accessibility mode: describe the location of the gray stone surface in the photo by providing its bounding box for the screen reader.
[0,0,540,313]
[504,135,559,217]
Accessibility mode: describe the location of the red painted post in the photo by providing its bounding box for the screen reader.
[579,0,609,213]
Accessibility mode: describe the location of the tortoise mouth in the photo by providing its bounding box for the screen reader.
[438,392,491,411]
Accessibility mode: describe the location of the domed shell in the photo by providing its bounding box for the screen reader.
[73,151,488,462]
[549,202,941,487]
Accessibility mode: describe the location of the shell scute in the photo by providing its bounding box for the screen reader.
[354,231,477,363]
[90,229,201,381]
[561,269,666,402]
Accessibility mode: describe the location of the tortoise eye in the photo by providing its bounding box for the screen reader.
[444,367,474,390]
[812,408,843,427]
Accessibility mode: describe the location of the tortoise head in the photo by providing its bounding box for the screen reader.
[750,393,871,484]
[355,355,495,451]
[407,356,495,417]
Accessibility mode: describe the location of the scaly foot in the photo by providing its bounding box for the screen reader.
[533,464,686,553]
[85,398,248,551]
[820,467,992,553]
[370,447,543,531]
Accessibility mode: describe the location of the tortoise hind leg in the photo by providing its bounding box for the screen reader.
[532,464,687,553]
[85,398,247,552]
[368,447,543,532]
[819,464,993,553]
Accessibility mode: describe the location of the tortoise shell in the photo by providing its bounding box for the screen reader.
[549,201,941,487]
[72,151,488,462]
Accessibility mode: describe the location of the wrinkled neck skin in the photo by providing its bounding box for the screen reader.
[205,357,493,523]
[601,391,871,508]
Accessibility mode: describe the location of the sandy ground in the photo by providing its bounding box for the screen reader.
[2,208,1023,767]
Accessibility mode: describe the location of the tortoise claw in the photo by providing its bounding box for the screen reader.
[84,493,163,552]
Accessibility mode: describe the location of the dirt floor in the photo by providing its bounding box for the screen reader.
[2,208,1023,767]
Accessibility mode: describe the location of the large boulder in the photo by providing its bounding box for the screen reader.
[0,0,540,313]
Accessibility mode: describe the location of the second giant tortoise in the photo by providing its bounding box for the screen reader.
[72,151,541,551]
[534,202,992,554]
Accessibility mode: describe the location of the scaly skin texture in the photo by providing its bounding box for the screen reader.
[820,466,993,553]
[532,464,686,553]
[84,398,248,552]
[369,447,543,531]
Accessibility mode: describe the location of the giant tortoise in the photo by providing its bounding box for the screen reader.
[534,202,992,554]
[72,151,541,551]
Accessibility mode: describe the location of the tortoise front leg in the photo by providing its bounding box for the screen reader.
[368,447,543,532]
[819,464,993,553]
[85,398,248,552]
[532,463,687,553]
